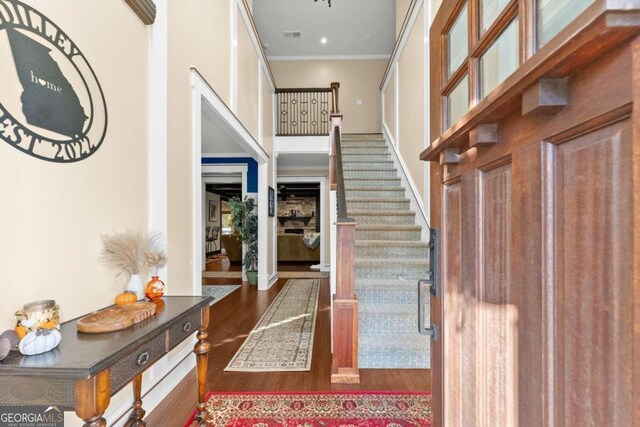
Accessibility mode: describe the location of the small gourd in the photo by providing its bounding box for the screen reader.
[18,329,62,356]
[14,325,27,340]
[115,291,137,305]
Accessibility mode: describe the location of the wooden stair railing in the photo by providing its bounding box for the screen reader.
[329,83,360,384]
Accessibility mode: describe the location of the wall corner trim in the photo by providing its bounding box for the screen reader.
[124,0,157,25]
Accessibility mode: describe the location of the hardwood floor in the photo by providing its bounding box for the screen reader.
[145,278,431,426]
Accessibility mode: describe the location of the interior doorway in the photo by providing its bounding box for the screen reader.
[276,176,327,273]
[201,173,244,281]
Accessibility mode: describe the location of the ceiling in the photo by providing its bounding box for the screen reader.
[201,100,247,155]
[253,0,396,59]
[278,183,320,199]
[206,183,242,201]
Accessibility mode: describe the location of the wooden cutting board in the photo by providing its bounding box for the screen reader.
[77,302,157,333]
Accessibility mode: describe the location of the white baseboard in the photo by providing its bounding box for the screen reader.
[382,123,430,241]
[268,272,278,288]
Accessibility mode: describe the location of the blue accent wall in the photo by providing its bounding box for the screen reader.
[201,157,258,193]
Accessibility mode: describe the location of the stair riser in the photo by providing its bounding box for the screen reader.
[347,189,405,199]
[360,313,417,333]
[342,137,385,142]
[342,148,389,155]
[358,350,429,369]
[356,244,428,258]
[357,289,419,304]
[351,214,415,225]
[341,144,387,150]
[348,200,410,210]
[356,263,428,279]
[356,228,421,241]
[343,161,395,170]
[344,170,399,179]
[344,179,401,187]
[343,154,390,162]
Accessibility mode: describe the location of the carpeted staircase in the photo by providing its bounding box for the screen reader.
[341,133,430,369]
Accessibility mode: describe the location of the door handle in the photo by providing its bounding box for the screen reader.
[418,228,440,340]
[418,279,438,341]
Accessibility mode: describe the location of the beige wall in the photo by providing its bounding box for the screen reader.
[0,0,149,328]
[384,72,396,139]
[270,59,387,134]
[397,6,425,200]
[167,0,231,293]
[237,14,259,140]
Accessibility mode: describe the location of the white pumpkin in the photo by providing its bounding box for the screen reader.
[18,330,61,356]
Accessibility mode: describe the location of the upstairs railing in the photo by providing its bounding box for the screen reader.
[276,85,336,136]
[328,83,359,384]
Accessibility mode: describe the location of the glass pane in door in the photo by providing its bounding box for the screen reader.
[480,0,510,34]
[538,0,595,46]
[447,3,468,78]
[480,18,519,97]
[447,75,469,129]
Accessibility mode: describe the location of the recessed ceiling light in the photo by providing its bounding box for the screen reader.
[320,37,327,44]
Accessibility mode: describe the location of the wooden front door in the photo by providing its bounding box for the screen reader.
[422,1,640,425]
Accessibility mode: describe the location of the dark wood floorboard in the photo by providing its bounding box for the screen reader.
[145,278,431,426]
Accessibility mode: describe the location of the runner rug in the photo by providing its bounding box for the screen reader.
[185,391,432,426]
[225,279,320,372]
[277,271,328,279]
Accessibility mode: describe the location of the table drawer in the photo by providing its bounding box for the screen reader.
[110,333,166,394]
[168,310,201,350]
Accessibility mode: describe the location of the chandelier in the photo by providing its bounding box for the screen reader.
[314,0,332,7]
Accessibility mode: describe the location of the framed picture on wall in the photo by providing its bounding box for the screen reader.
[268,187,275,217]
[209,200,218,222]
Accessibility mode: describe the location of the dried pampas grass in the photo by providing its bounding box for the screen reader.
[100,231,166,276]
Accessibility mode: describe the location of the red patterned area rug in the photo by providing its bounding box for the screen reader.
[185,391,432,426]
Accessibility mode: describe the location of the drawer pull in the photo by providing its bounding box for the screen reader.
[136,351,150,366]
[183,322,192,333]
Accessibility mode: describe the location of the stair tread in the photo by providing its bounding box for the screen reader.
[349,210,415,216]
[347,197,408,202]
[356,258,429,266]
[356,224,421,230]
[357,278,421,285]
[360,302,417,313]
[355,239,427,246]
[346,186,404,191]
[359,332,428,349]
[344,160,394,163]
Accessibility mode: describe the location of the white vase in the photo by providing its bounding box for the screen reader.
[126,274,144,301]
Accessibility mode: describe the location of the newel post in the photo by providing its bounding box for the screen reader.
[330,111,359,384]
[331,220,359,383]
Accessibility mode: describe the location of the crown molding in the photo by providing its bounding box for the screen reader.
[124,0,156,25]
[268,54,391,62]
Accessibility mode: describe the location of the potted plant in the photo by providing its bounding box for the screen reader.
[227,196,258,285]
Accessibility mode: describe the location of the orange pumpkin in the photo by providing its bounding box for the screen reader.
[38,320,57,330]
[115,291,137,305]
[15,325,27,340]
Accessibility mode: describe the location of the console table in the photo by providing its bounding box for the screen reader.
[0,296,212,426]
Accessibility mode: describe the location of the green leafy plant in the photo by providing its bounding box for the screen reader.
[227,196,258,273]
